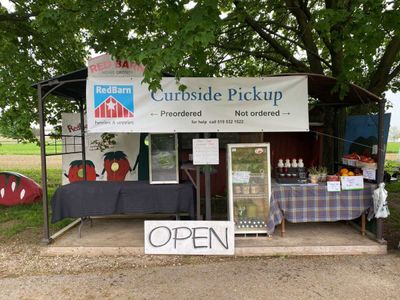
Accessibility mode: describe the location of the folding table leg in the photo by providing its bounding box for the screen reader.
[281,218,285,237]
[361,213,366,236]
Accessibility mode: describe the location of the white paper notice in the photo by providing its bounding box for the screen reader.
[232,171,251,184]
[193,139,219,165]
[327,181,341,192]
[340,176,364,190]
[362,168,376,180]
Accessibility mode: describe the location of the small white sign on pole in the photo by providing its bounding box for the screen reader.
[362,168,376,181]
[340,176,364,190]
[144,221,235,255]
[192,138,219,165]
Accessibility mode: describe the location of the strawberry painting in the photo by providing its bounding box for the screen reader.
[64,160,97,183]
[102,151,132,181]
[0,172,42,207]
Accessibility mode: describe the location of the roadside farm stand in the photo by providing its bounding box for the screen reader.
[33,69,387,247]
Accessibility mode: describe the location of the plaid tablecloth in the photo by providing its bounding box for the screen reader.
[266,183,375,235]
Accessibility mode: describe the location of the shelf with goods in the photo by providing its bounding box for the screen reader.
[233,198,269,232]
[228,143,271,234]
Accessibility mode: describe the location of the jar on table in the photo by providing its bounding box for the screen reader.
[242,185,250,194]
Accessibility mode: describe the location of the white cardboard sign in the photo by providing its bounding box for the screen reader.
[144,221,235,255]
[327,181,341,192]
[362,168,376,180]
[192,138,219,165]
[86,76,309,133]
[340,176,364,190]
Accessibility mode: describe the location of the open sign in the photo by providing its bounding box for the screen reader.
[144,221,235,255]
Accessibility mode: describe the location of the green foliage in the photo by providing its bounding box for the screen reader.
[1,0,400,142]
[78,0,400,96]
[0,1,88,141]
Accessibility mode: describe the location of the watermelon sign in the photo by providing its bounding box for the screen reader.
[0,172,42,207]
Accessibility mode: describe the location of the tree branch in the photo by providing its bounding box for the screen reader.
[262,26,332,69]
[368,36,400,95]
[388,63,400,83]
[284,0,324,74]
[233,0,310,72]
[214,44,292,67]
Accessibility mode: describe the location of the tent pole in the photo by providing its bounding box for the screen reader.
[376,99,386,242]
[38,84,50,244]
[79,100,87,180]
[204,133,212,220]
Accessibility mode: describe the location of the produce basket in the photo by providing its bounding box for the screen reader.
[342,158,358,166]
[356,161,377,169]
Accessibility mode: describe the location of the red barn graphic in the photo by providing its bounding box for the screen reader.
[94,96,134,118]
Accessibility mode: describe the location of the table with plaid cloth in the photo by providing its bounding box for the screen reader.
[265,182,375,235]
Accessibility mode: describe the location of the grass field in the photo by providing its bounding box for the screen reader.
[0,141,63,155]
[387,142,400,153]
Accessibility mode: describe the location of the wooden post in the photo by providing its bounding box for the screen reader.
[281,217,285,237]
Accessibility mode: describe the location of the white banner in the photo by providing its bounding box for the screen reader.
[144,221,235,255]
[61,113,140,184]
[86,76,309,133]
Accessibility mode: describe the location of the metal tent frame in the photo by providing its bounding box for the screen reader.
[33,71,387,244]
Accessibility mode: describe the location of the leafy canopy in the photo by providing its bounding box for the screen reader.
[1,0,400,140]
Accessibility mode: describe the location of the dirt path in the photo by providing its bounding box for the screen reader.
[0,155,61,169]
[0,239,399,299]
[386,153,399,161]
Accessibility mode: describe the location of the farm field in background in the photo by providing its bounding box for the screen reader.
[387,142,400,153]
[0,141,63,155]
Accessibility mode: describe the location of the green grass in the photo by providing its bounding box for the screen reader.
[387,142,400,153]
[0,142,63,155]
[0,168,71,239]
[386,180,400,231]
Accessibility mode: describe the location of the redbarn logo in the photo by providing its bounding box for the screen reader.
[94,85,134,118]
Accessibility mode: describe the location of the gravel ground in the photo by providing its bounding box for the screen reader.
[1,238,400,300]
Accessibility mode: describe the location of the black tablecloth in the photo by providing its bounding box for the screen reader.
[51,181,195,222]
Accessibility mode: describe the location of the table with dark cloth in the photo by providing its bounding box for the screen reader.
[51,181,195,223]
[265,182,375,235]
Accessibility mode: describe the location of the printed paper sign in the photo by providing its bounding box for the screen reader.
[327,181,341,192]
[232,171,251,184]
[192,138,219,165]
[362,168,376,180]
[144,221,235,255]
[340,176,364,190]
[86,76,309,133]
